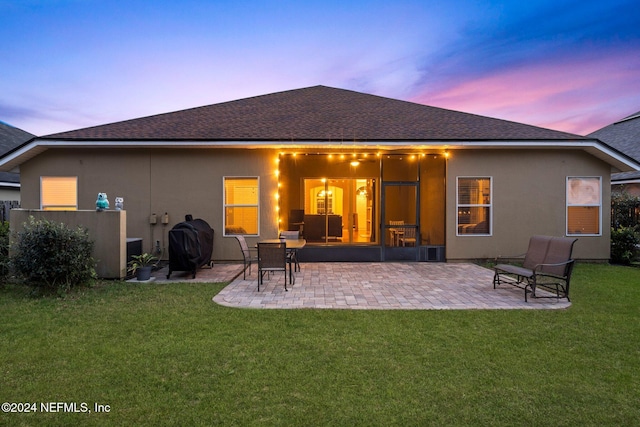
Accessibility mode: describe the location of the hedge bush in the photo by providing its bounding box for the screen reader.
[611,190,640,229]
[610,226,640,265]
[11,217,96,292]
[0,221,10,280]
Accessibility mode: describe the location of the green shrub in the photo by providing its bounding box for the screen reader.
[0,221,9,280]
[610,226,640,265]
[611,190,640,228]
[11,217,96,292]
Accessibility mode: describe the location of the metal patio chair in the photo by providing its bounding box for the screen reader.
[493,235,578,301]
[257,242,291,291]
[279,230,301,272]
[235,235,258,279]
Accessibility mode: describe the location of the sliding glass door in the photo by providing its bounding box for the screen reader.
[302,178,376,244]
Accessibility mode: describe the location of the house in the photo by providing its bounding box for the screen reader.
[1,86,638,266]
[588,110,640,197]
[0,121,34,201]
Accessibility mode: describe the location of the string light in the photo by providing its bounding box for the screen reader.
[276,150,455,164]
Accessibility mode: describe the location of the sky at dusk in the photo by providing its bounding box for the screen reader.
[1,0,639,137]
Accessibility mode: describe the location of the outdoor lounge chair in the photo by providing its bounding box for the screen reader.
[235,235,258,279]
[257,242,291,291]
[493,235,578,302]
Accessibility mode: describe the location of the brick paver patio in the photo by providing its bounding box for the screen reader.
[153,262,571,310]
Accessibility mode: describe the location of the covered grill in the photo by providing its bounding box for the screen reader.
[167,217,214,279]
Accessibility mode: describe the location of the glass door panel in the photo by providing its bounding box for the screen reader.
[303,178,376,244]
[383,183,419,260]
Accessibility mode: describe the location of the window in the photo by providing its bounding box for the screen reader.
[41,176,77,210]
[567,177,601,235]
[457,177,491,235]
[224,177,259,236]
[316,189,333,214]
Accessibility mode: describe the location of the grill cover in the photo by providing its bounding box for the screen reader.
[167,218,214,279]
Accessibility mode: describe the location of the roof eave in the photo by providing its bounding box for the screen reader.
[1,138,638,173]
[612,178,640,185]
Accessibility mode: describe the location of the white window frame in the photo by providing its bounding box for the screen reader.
[456,176,492,236]
[566,176,602,236]
[223,176,260,237]
[40,176,78,210]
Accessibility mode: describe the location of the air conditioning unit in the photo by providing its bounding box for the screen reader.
[126,238,143,264]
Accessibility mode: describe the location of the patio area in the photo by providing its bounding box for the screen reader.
[152,262,571,310]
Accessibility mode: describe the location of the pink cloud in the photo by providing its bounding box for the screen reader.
[412,50,640,135]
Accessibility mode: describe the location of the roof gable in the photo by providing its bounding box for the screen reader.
[589,110,640,181]
[0,121,34,153]
[589,112,640,161]
[0,122,33,184]
[44,85,584,142]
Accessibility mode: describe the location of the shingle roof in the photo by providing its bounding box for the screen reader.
[589,111,640,181]
[0,121,34,153]
[43,85,585,142]
[0,121,34,184]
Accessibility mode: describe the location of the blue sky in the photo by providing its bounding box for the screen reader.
[1,0,639,136]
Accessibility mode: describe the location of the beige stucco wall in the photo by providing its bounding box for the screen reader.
[17,146,613,262]
[446,149,611,261]
[19,148,280,262]
[10,209,126,278]
[0,188,20,201]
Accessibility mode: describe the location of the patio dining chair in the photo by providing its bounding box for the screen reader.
[235,235,258,279]
[398,226,417,246]
[257,242,291,291]
[389,220,404,246]
[279,230,301,272]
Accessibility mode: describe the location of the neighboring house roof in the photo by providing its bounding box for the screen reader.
[588,110,640,183]
[0,171,20,186]
[0,121,34,187]
[0,86,638,173]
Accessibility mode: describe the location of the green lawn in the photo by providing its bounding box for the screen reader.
[1,264,639,426]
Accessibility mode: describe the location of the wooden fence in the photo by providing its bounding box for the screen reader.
[611,199,640,228]
[0,201,20,222]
